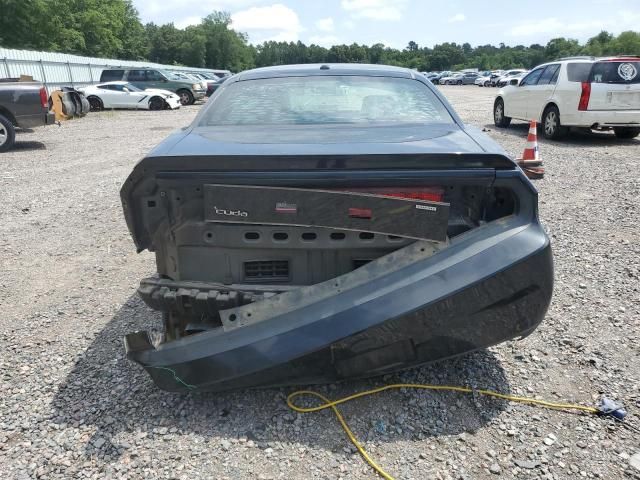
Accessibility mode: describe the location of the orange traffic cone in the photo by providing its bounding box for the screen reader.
[517,120,544,179]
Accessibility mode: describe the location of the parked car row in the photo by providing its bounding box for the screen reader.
[474,69,528,87]
[423,71,482,85]
[494,56,640,139]
[98,67,230,106]
[423,69,533,88]
[0,66,231,151]
[77,67,233,112]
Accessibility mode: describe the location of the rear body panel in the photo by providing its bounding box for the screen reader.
[203,184,450,242]
[126,205,552,392]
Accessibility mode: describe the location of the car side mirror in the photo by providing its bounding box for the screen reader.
[510,79,519,86]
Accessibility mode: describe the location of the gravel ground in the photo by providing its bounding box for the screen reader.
[1,86,639,480]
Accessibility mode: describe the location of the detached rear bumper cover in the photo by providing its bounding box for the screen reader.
[125,218,552,392]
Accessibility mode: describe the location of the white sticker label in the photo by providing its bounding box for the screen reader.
[415,204,437,212]
[618,63,638,81]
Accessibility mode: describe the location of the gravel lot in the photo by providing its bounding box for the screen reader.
[1,86,639,480]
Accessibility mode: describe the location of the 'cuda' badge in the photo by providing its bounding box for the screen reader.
[213,206,248,217]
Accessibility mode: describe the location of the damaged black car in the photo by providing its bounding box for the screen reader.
[121,64,553,392]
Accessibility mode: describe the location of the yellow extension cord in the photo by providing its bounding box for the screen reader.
[287,384,600,480]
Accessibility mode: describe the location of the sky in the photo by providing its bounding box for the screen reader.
[132,0,640,49]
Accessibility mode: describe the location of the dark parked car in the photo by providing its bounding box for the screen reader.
[0,79,55,152]
[100,68,206,105]
[206,75,230,96]
[460,72,480,84]
[121,63,553,392]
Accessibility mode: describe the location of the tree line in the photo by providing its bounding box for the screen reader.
[1,0,639,73]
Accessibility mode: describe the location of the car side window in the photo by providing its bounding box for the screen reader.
[146,70,165,81]
[537,64,561,85]
[566,63,592,82]
[100,70,124,81]
[520,68,544,87]
[128,70,147,82]
[97,85,110,90]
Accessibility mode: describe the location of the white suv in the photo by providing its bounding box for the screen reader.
[493,57,640,140]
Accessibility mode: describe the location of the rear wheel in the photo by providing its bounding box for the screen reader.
[613,127,640,139]
[87,96,103,112]
[0,114,16,153]
[542,105,568,140]
[484,81,490,87]
[457,80,462,85]
[177,89,194,106]
[149,96,165,111]
[493,98,511,128]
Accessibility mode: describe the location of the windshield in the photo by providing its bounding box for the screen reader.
[199,76,454,127]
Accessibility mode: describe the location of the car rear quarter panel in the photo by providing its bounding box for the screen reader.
[547,65,582,124]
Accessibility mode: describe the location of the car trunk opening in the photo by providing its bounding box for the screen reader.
[122,153,521,342]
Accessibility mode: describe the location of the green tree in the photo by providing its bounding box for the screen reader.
[610,31,640,55]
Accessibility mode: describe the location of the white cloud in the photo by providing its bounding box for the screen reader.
[342,19,356,30]
[315,17,334,32]
[340,0,406,21]
[175,15,203,29]
[309,34,341,46]
[448,13,465,23]
[231,4,302,43]
[508,11,640,38]
[134,0,264,27]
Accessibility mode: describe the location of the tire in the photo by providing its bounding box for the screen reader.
[541,105,568,140]
[493,98,511,128]
[0,114,16,153]
[177,89,194,106]
[457,80,462,85]
[484,81,490,87]
[613,127,640,139]
[149,96,165,111]
[87,96,103,112]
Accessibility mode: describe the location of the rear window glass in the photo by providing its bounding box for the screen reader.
[590,61,640,84]
[567,63,592,82]
[199,76,454,126]
[100,70,123,82]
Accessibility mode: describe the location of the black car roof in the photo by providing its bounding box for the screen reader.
[236,63,417,81]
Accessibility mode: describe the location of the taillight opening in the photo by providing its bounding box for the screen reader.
[39,87,48,109]
[578,81,591,111]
